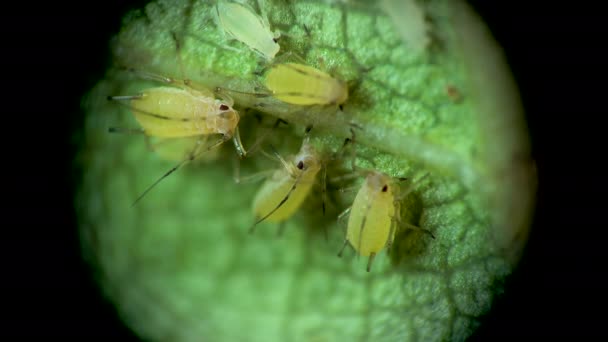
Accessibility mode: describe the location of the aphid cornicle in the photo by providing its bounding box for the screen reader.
[216,1,280,61]
[264,63,349,106]
[338,172,432,272]
[250,132,322,232]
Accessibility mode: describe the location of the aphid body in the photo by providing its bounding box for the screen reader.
[264,63,348,106]
[108,73,247,205]
[346,171,396,259]
[252,138,322,224]
[128,86,239,140]
[340,171,431,271]
[216,1,280,61]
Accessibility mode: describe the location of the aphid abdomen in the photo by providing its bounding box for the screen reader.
[130,87,232,138]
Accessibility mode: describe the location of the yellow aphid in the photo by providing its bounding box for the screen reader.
[216,1,280,61]
[264,63,348,106]
[338,172,432,272]
[251,134,322,231]
[108,71,247,205]
[117,86,238,138]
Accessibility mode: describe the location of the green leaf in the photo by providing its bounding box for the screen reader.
[76,0,536,341]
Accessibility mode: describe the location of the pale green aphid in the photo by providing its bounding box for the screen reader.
[216,1,280,61]
[250,132,322,232]
[338,172,433,272]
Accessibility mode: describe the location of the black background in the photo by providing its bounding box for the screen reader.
[5,0,603,340]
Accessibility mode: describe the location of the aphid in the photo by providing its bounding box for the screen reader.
[264,63,349,106]
[216,1,280,61]
[107,69,247,205]
[250,129,322,233]
[337,172,432,272]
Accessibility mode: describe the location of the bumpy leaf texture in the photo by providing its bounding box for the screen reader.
[77,0,536,341]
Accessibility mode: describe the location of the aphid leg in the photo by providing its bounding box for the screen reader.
[269,50,307,65]
[337,206,351,228]
[337,238,349,258]
[401,221,435,239]
[386,216,398,254]
[246,118,288,156]
[232,125,247,158]
[276,221,287,237]
[366,252,376,272]
[338,185,360,194]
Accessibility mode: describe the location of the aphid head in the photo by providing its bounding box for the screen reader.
[293,140,321,173]
[215,102,240,136]
[366,171,393,196]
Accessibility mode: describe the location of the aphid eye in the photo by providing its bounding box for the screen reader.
[219,104,230,111]
[381,185,388,192]
[297,161,305,170]
[272,37,278,43]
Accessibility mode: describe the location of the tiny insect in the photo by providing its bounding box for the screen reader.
[264,62,349,106]
[337,172,433,272]
[216,1,280,61]
[250,128,323,233]
[107,69,247,205]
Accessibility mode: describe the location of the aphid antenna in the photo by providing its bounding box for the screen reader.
[131,135,230,207]
[395,172,430,201]
[215,86,271,99]
[269,144,295,176]
[116,65,178,85]
[233,167,276,185]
